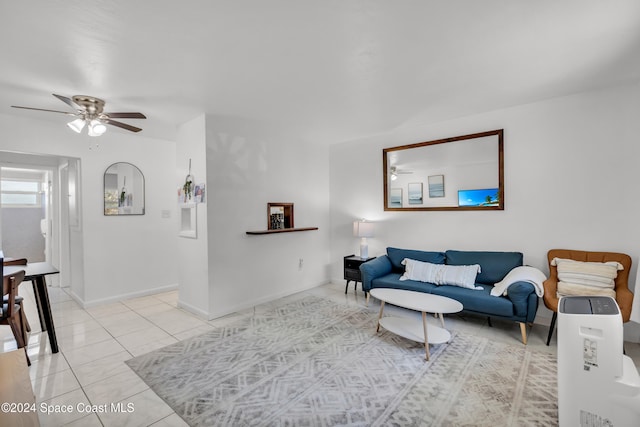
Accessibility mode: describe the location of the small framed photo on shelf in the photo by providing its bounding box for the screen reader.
[194,183,206,203]
[267,203,294,229]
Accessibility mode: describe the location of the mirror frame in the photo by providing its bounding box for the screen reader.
[104,162,145,216]
[383,129,504,211]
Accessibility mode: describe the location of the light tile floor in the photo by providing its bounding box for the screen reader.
[1,282,639,426]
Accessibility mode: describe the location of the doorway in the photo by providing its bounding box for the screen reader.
[0,166,49,262]
[0,151,81,289]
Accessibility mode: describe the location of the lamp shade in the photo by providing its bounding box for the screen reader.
[67,118,86,133]
[88,120,107,137]
[353,220,374,238]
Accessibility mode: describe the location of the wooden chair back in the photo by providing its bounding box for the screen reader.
[3,258,28,266]
[2,270,25,319]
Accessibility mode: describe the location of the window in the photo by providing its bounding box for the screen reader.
[1,178,42,207]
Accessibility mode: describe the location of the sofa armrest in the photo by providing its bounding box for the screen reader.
[360,256,393,292]
[504,281,537,318]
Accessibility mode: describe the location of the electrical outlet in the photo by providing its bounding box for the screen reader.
[298,258,304,270]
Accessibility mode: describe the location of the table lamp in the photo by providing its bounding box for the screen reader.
[353,220,374,259]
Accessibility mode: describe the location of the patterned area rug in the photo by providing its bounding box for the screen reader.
[126,296,558,426]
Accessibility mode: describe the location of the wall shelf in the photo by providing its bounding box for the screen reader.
[246,227,318,235]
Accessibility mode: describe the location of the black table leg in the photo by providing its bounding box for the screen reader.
[31,280,46,331]
[32,276,59,353]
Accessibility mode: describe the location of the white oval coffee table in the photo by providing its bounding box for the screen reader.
[369,288,463,360]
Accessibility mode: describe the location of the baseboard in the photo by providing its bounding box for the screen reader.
[207,280,330,320]
[177,299,210,319]
[75,284,179,308]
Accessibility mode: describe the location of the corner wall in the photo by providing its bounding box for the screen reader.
[329,81,640,342]
[204,115,331,318]
[176,114,210,316]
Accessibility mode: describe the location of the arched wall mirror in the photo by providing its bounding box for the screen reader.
[104,162,145,215]
[383,129,504,211]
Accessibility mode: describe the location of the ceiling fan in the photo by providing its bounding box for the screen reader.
[11,94,146,136]
[390,166,412,180]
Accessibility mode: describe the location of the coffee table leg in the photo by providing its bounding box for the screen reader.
[438,313,445,328]
[376,301,385,333]
[422,311,430,361]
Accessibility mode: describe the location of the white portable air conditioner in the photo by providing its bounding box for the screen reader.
[558,296,640,426]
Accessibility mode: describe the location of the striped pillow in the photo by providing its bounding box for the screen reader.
[551,257,622,297]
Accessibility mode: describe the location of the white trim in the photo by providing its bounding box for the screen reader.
[177,299,210,319]
[206,279,330,320]
[71,283,179,308]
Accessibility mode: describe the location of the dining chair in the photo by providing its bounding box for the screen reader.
[2,258,31,333]
[1,269,30,365]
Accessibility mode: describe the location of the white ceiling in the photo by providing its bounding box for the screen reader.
[1,1,639,143]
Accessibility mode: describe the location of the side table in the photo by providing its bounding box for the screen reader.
[343,254,376,294]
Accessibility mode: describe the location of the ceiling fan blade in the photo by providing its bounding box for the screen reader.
[105,119,142,133]
[11,105,76,115]
[52,93,78,109]
[106,112,147,119]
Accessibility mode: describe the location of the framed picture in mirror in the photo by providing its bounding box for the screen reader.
[428,175,445,198]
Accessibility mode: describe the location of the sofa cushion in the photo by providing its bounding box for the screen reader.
[446,250,522,285]
[387,247,445,271]
[371,272,439,294]
[400,259,482,290]
[431,284,514,318]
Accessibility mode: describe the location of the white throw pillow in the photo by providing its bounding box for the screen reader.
[400,258,482,290]
[551,257,622,297]
[557,281,616,298]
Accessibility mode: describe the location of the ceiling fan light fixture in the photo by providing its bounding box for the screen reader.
[12,94,146,137]
[88,119,107,137]
[67,118,86,133]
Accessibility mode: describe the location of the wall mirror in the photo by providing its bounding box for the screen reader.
[104,162,145,215]
[383,129,504,211]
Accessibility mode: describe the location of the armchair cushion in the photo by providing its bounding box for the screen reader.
[553,257,622,298]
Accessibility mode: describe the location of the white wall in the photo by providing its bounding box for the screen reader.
[204,115,331,318]
[0,113,178,305]
[175,114,210,317]
[330,81,640,342]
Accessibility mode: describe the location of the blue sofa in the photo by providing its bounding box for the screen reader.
[360,247,539,344]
